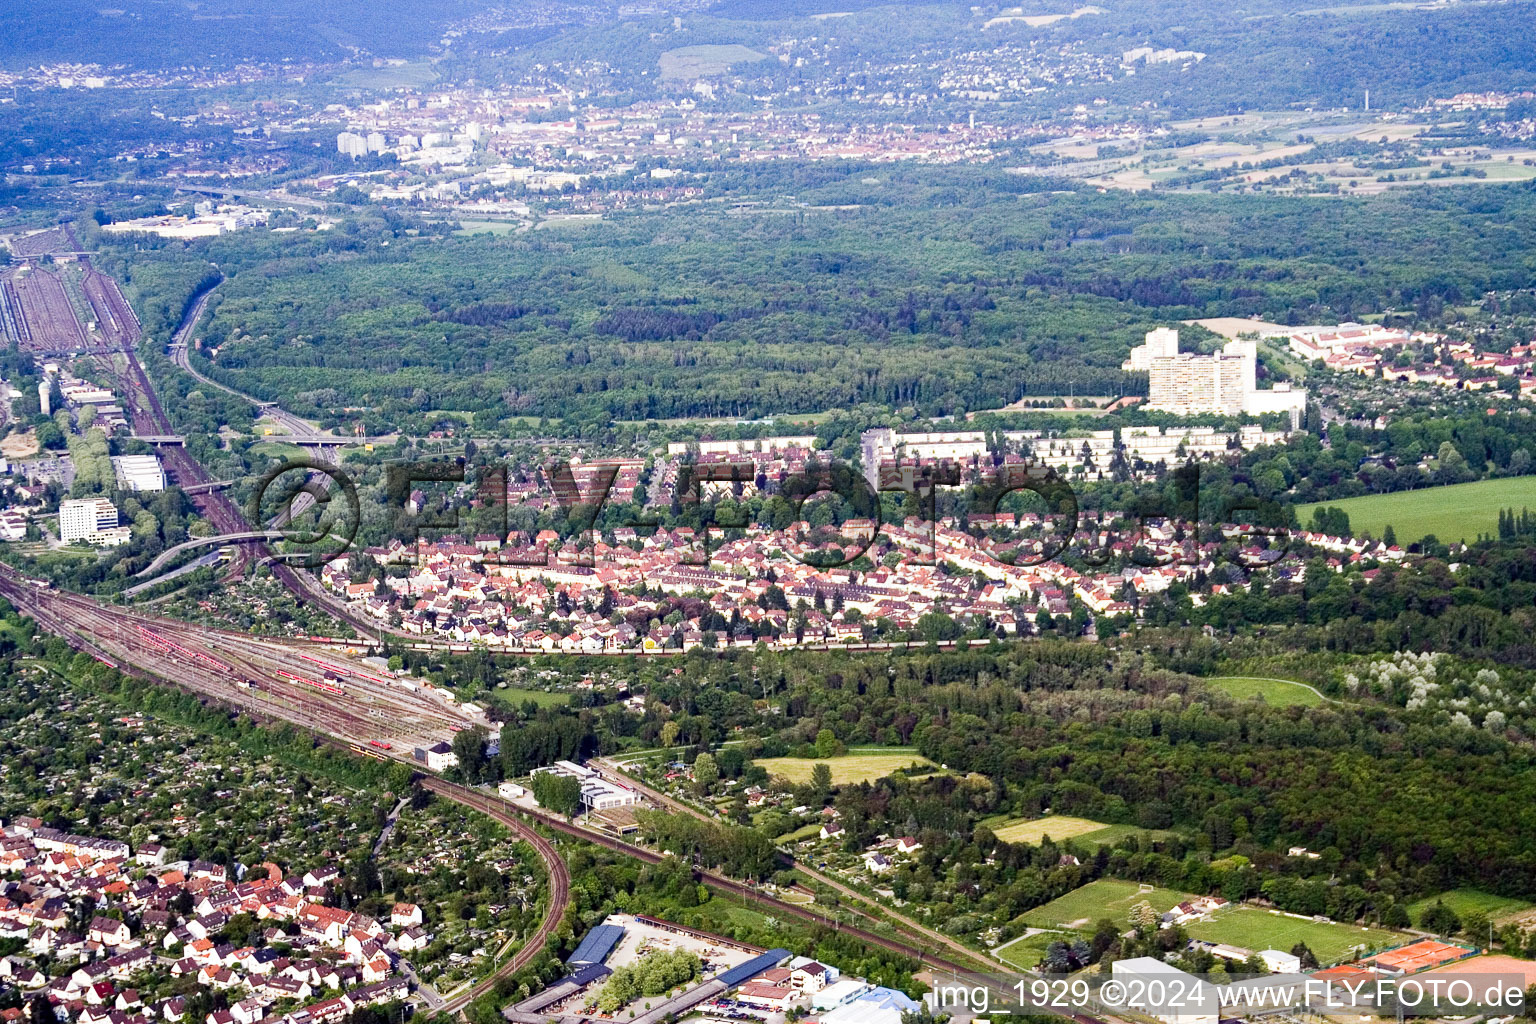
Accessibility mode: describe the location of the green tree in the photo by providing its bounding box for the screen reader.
[810,762,833,796]
[531,772,582,817]
[692,752,718,795]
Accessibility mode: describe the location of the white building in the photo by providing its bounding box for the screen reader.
[1259,949,1302,974]
[1124,326,1180,370]
[111,455,166,492]
[530,760,641,811]
[1125,329,1306,426]
[59,498,132,546]
[0,509,28,541]
[336,132,369,159]
[1111,957,1219,1024]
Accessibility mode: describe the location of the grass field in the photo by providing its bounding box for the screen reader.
[1204,676,1325,707]
[994,930,1072,970]
[753,751,936,786]
[775,823,823,844]
[1021,879,1196,931]
[499,688,569,708]
[328,62,438,89]
[452,220,524,236]
[989,815,1165,848]
[1185,907,1402,963]
[1297,477,1536,545]
[1406,889,1534,926]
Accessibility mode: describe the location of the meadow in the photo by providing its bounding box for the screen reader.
[498,687,570,708]
[1297,477,1536,545]
[658,44,767,79]
[1406,889,1534,926]
[753,749,936,786]
[993,929,1073,971]
[1204,676,1325,707]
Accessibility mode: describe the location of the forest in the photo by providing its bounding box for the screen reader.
[107,175,1536,427]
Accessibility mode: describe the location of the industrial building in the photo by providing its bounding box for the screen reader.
[530,760,642,812]
[1111,957,1220,1024]
[566,923,624,966]
[111,454,166,492]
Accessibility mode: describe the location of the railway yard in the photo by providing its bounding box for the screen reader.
[8,265,88,352]
[0,569,476,751]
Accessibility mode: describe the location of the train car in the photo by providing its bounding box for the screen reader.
[93,654,117,669]
[368,740,392,750]
[277,669,344,696]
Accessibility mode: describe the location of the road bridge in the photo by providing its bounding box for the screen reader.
[134,530,290,578]
[181,480,233,495]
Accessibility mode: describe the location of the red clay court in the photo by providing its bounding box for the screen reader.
[1367,939,1472,973]
[1424,954,1536,989]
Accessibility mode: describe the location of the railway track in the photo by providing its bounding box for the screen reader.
[0,570,467,747]
[422,776,999,978]
[417,780,572,1015]
[0,568,1039,1015]
[590,757,996,974]
[11,264,86,352]
[79,261,141,348]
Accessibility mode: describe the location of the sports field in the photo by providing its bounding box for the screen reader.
[1406,889,1534,925]
[1296,477,1536,545]
[753,750,936,786]
[1204,676,1325,707]
[1185,907,1402,963]
[1020,879,1196,931]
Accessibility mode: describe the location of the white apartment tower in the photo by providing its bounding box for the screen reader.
[59,498,126,545]
[1125,329,1306,425]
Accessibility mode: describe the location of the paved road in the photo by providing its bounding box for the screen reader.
[135,531,290,577]
[123,549,224,598]
[373,794,409,859]
[369,795,449,1011]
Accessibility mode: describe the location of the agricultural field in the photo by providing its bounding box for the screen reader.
[1185,907,1403,963]
[1297,477,1536,545]
[1406,889,1534,926]
[1204,676,1325,707]
[1020,879,1197,931]
[753,749,937,786]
